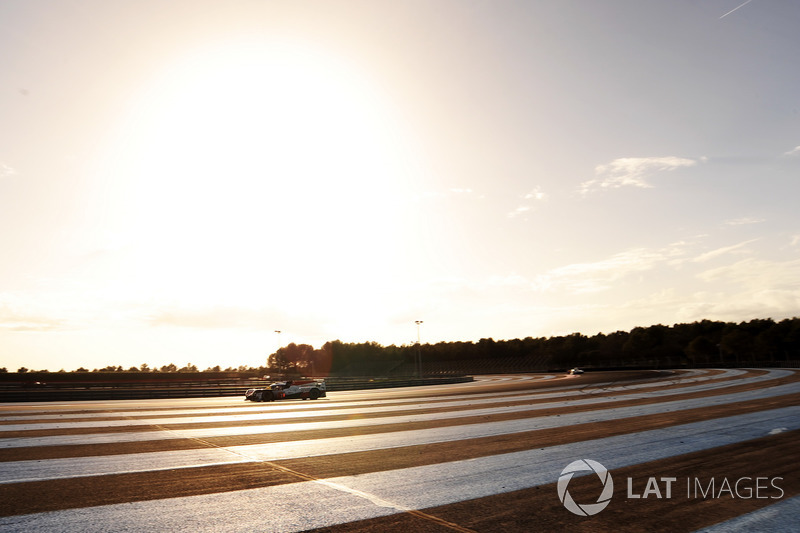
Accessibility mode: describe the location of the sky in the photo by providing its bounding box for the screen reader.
[1,0,799,372]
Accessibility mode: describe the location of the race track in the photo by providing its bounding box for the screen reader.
[0,369,798,532]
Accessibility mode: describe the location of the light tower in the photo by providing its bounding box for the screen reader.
[272,330,282,370]
[415,320,423,377]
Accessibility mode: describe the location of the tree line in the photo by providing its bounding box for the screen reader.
[267,317,800,375]
[3,317,798,377]
[1,364,265,374]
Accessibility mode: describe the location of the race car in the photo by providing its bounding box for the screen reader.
[568,367,584,375]
[245,379,326,402]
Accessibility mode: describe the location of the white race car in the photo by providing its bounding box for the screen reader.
[245,379,326,402]
[568,368,584,375]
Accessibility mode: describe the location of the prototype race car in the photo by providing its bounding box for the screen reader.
[568,368,584,375]
[245,379,326,402]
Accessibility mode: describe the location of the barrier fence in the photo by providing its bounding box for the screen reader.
[0,376,474,402]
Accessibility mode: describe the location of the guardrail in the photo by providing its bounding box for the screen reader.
[0,376,473,402]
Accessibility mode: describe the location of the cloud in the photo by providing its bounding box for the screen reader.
[534,245,688,294]
[783,146,800,156]
[691,258,800,321]
[579,156,698,194]
[508,186,546,218]
[145,304,337,341]
[0,304,66,332]
[507,206,532,218]
[691,239,757,263]
[697,257,800,290]
[719,0,753,19]
[724,217,765,226]
[1,162,17,178]
[147,305,284,330]
[676,288,800,326]
[524,187,546,201]
[0,318,65,332]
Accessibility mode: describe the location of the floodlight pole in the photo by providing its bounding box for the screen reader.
[273,330,282,369]
[415,320,423,378]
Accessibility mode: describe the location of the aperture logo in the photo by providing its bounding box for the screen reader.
[558,459,614,516]
[557,460,785,516]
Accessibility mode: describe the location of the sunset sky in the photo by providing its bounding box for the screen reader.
[2,1,799,371]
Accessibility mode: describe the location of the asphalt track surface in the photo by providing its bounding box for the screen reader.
[0,369,797,532]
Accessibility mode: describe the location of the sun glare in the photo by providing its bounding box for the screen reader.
[108,38,418,330]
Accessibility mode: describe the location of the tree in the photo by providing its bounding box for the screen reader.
[140,363,150,372]
[686,336,717,366]
[160,363,178,372]
[0,367,7,373]
[17,367,28,373]
[96,365,124,372]
[268,348,291,372]
[719,327,754,365]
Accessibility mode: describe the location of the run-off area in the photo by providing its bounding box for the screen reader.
[0,369,797,532]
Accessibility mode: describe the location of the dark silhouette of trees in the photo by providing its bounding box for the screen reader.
[264,317,800,376]
[14,317,798,377]
[686,336,717,365]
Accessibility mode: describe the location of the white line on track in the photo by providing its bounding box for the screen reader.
[0,370,793,451]
[2,382,798,483]
[693,495,800,533]
[0,406,796,533]
[0,370,722,419]
[0,368,770,432]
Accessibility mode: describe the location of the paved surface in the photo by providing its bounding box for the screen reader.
[0,369,797,532]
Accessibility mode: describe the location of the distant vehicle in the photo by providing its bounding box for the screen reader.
[568,368,584,375]
[245,379,326,402]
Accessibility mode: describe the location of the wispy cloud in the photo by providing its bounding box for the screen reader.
[507,206,532,219]
[534,245,687,294]
[145,304,336,341]
[724,217,765,226]
[1,162,17,178]
[579,156,699,194]
[508,186,546,218]
[0,305,66,332]
[698,257,800,288]
[147,305,283,330]
[719,0,753,20]
[523,187,546,201]
[691,239,757,263]
[784,146,800,156]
